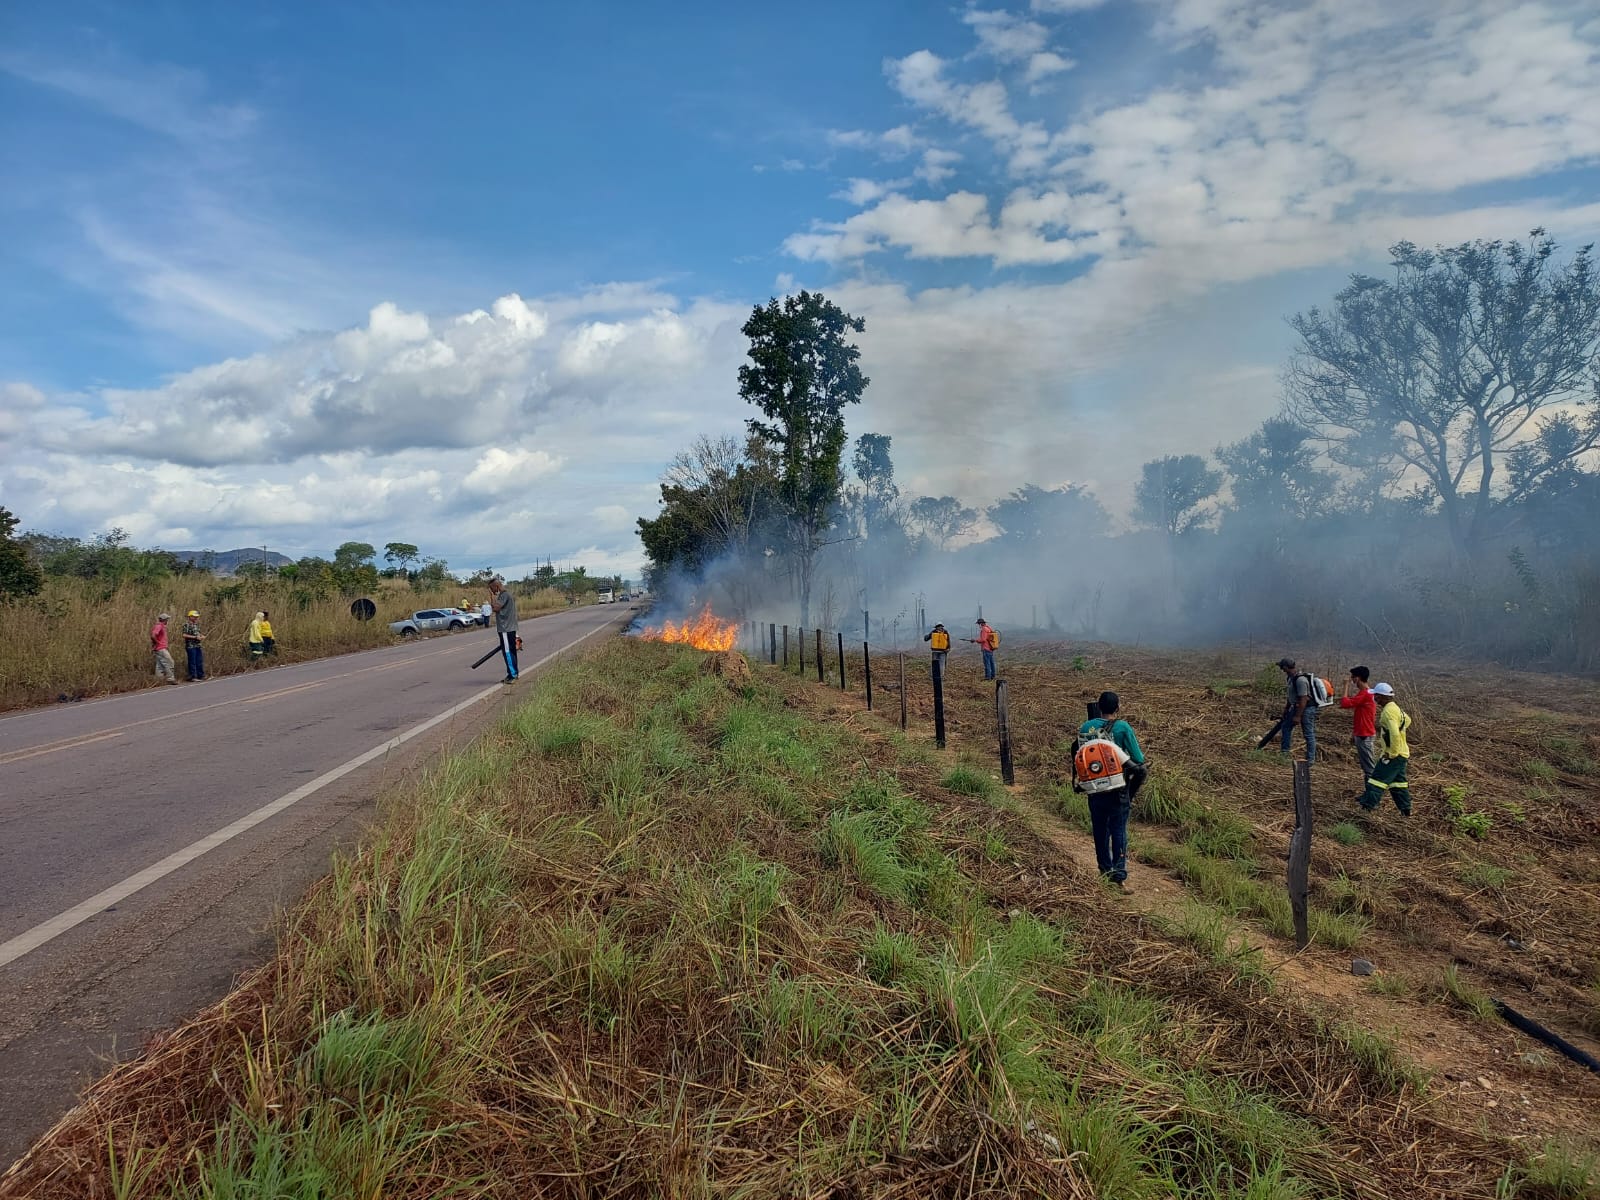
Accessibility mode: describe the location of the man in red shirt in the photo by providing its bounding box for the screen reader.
[1339,665,1377,789]
[150,613,176,684]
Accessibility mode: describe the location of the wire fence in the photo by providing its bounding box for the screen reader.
[736,619,1016,784]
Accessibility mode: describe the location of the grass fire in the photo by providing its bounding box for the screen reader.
[638,603,740,651]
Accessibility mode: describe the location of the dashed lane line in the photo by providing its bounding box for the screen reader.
[0,617,614,970]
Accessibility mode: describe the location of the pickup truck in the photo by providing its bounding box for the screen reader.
[389,608,473,636]
[597,590,614,604]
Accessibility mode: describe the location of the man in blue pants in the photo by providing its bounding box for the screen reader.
[488,576,519,683]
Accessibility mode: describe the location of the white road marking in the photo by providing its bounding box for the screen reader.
[0,618,614,970]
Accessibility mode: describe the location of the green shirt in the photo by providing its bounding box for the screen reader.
[1078,717,1145,765]
[181,620,202,643]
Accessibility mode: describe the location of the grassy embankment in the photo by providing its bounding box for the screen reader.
[8,638,1593,1199]
[0,577,571,712]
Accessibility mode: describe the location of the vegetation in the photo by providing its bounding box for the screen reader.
[10,639,1560,1198]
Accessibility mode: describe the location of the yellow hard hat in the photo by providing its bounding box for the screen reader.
[187,610,200,617]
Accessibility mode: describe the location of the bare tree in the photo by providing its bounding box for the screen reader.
[1288,231,1600,557]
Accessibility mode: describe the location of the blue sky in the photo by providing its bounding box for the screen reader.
[3,0,1599,578]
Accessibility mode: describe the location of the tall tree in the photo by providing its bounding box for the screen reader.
[1133,454,1223,537]
[906,495,978,550]
[1216,417,1332,524]
[383,541,420,576]
[1287,230,1600,556]
[851,433,899,538]
[334,541,377,570]
[738,290,868,624]
[988,484,1107,545]
[0,507,44,600]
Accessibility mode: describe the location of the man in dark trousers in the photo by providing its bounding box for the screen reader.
[488,575,519,683]
[1074,690,1148,890]
[181,609,207,681]
[1276,657,1317,763]
[1340,665,1377,791]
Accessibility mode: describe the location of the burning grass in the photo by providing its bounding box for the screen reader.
[637,602,740,651]
[2,645,1585,1199]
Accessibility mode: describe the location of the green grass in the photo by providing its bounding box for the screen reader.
[941,762,997,798]
[1440,964,1498,1022]
[1323,1021,1431,1095]
[1498,1139,1600,1199]
[1055,786,1093,834]
[1364,972,1411,999]
[1328,822,1365,846]
[1523,758,1559,783]
[1456,861,1513,891]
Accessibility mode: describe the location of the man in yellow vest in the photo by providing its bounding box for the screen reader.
[923,623,950,674]
[1360,683,1412,816]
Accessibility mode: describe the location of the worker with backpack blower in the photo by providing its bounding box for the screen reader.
[1276,657,1333,764]
[1072,690,1147,890]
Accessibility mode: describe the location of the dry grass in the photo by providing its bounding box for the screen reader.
[0,577,573,711]
[5,639,1586,1199]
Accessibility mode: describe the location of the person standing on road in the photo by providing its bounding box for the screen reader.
[1340,665,1377,790]
[1074,690,1148,889]
[923,623,950,675]
[489,575,519,683]
[1276,657,1317,763]
[968,618,999,681]
[150,613,176,683]
[181,609,207,681]
[1361,683,1413,817]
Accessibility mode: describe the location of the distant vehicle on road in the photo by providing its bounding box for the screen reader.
[388,609,472,636]
[597,590,614,604]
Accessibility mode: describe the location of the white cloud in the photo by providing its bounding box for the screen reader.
[463,447,564,497]
[1031,0,1109,9]
[1024,51,1073,85]
[963,10,1052,62]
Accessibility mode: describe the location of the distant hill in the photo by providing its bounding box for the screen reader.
[168,548,295,574]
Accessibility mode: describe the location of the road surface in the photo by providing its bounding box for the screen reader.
[0,603,627,1165]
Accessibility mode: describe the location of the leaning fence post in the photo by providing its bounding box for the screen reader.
[783,625,789,668]
[815,629,824,683]
[899,653,908,730]
[932,657,947,749]
[837,632,846,690]
[995,679,1015,785]
[863,641,872,710]
[1289,760,1313,950]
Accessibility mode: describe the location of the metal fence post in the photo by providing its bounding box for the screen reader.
[1289,760,1313,950]
[995,679,1015,786]
[863,641,872,710]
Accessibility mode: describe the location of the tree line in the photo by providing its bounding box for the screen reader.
[640,230,1600,669]
[0,524,626,607]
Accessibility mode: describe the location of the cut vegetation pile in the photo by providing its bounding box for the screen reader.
[5,639,1598,1198]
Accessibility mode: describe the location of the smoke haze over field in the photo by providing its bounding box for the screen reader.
[3,1,1599,584]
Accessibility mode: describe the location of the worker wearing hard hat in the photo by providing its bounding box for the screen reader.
[181,609,207,681]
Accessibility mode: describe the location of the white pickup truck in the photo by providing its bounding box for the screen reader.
[597,590,614,604]
[388,608,473,636]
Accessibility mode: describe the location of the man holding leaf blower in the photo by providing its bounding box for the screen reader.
[488,575,519,683]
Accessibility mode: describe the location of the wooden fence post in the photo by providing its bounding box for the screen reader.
[1289,760,1313,950]
[837,632,846,690]
[899,653,907,730]
[932,657,946,749]
[995,679,1015,786]
[798,627,805,675]
[768,623,776,665]
[783,625,789,668]
[815,629,823,683]
[863,642,872,710]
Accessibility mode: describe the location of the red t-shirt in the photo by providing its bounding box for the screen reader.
[1339,687,1376,737]
[150,623,169,652]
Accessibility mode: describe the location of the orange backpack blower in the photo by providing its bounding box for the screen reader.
[1073,723,1130,794]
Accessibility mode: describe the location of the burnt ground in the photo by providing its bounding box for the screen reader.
[816,637,1600,1150]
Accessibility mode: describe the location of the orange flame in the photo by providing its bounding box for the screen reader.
[640,604,740,652]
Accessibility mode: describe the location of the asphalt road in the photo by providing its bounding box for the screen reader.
[0,603,628,1165]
